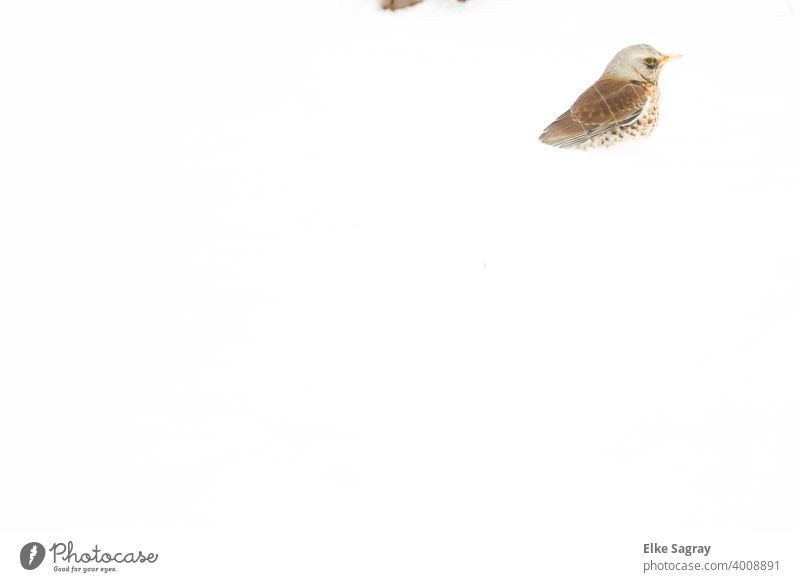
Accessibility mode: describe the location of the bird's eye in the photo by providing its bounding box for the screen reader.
[643,56,658,67]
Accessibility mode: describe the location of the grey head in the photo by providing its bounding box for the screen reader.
[602,44,681,84]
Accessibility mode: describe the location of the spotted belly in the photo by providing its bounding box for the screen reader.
[577,101,660,150]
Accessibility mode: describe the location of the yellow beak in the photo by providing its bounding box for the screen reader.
[660,53,683,64]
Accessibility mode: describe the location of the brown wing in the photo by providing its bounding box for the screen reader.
[539,78,649,148]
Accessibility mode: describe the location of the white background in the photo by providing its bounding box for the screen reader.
[1,1,799,580]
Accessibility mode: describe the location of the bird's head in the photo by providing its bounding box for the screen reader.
[602,44,681,84]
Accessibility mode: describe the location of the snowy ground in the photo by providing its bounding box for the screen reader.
[1,1,799,580]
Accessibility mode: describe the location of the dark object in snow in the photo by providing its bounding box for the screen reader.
[382,0,466,10]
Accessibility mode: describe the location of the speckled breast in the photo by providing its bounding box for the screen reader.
[578,86,661,150]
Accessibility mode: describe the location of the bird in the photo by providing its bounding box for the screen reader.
[539,44,681,150]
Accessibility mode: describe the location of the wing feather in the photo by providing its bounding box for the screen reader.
[539,78,649,148]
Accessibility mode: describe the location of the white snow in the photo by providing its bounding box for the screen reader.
[1,1,799,580]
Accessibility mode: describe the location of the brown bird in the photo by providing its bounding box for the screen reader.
[539,44,681,149]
